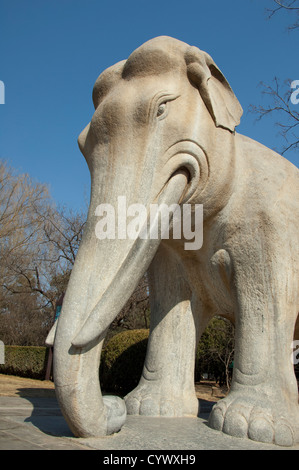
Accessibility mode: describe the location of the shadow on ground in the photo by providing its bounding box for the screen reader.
[15,387,216,439]
[16,388,73,438]
[197,398,216,417]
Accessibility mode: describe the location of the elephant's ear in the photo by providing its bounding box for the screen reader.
[185,47,243,132]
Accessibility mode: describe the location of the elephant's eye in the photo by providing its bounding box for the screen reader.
[157,102,167,117]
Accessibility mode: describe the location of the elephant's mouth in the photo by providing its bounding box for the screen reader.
[71,167,190,348]
[158,140,209,204]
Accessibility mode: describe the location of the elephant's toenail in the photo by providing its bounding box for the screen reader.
[248,417,274,444]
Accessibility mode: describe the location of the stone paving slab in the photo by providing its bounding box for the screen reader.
[0,396,298,451]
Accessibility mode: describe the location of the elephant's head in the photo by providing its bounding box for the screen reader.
[46,36,242,437]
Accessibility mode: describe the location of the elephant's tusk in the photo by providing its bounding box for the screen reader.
[45,320,58,347]
[72,170,189,348]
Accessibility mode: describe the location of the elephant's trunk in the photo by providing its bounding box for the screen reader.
[48,169,189,437]
[72,170,189,348]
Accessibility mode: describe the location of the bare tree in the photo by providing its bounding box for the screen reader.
[267,0,299,30]
[2,205,86,317]
[0,161,51,256]
[0,292,50,346]
[196,317,234,389]
[249,1,299,156]
[0,160,55,344]
[0,161,88,344]
[107,274,150,341]
[39,206,86,310]
[249,77,299,155]
[42,206,86,267]
[0,160,52,304]
[0,160,150,346]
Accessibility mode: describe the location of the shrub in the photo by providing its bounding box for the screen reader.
[100,329,149,396]
[0,346,49,379]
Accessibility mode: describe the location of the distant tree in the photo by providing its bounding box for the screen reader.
[0,160,50,260]
[2,205,86,322]
[107,274,150,342]
[0,160,152,345]
[196,317,234,389]
[0,160,53,344]
[42,206,86,267]
[249,77,299,155]
[38,205,86,313]
[0,160,87,344]
[249,1,299,156]
[0,292,50,346]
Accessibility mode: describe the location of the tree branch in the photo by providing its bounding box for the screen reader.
[249,78,299,155]
[267,0,299,29]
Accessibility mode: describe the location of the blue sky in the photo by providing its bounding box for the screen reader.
[1,0,298,211]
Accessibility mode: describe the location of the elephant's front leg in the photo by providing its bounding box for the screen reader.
[125,244,199,417]
[208,240,299,447]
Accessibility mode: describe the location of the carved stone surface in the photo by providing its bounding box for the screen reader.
[46,36,299,446]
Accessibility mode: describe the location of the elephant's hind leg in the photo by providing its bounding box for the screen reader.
[125,244,199,417]
[208,239,299,447]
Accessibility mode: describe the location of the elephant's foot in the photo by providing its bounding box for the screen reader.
[208,388,299,447]
[125,383,199,417]
[103,395,127,434]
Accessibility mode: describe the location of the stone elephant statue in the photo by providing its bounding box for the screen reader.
[46,36,299,446]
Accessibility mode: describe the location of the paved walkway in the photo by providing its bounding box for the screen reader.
[1,395,298,450]
[0,375,298,451]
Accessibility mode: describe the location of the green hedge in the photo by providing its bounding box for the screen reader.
[0,331,149,389]
[0,346,49,380]
[100,329,149,396]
